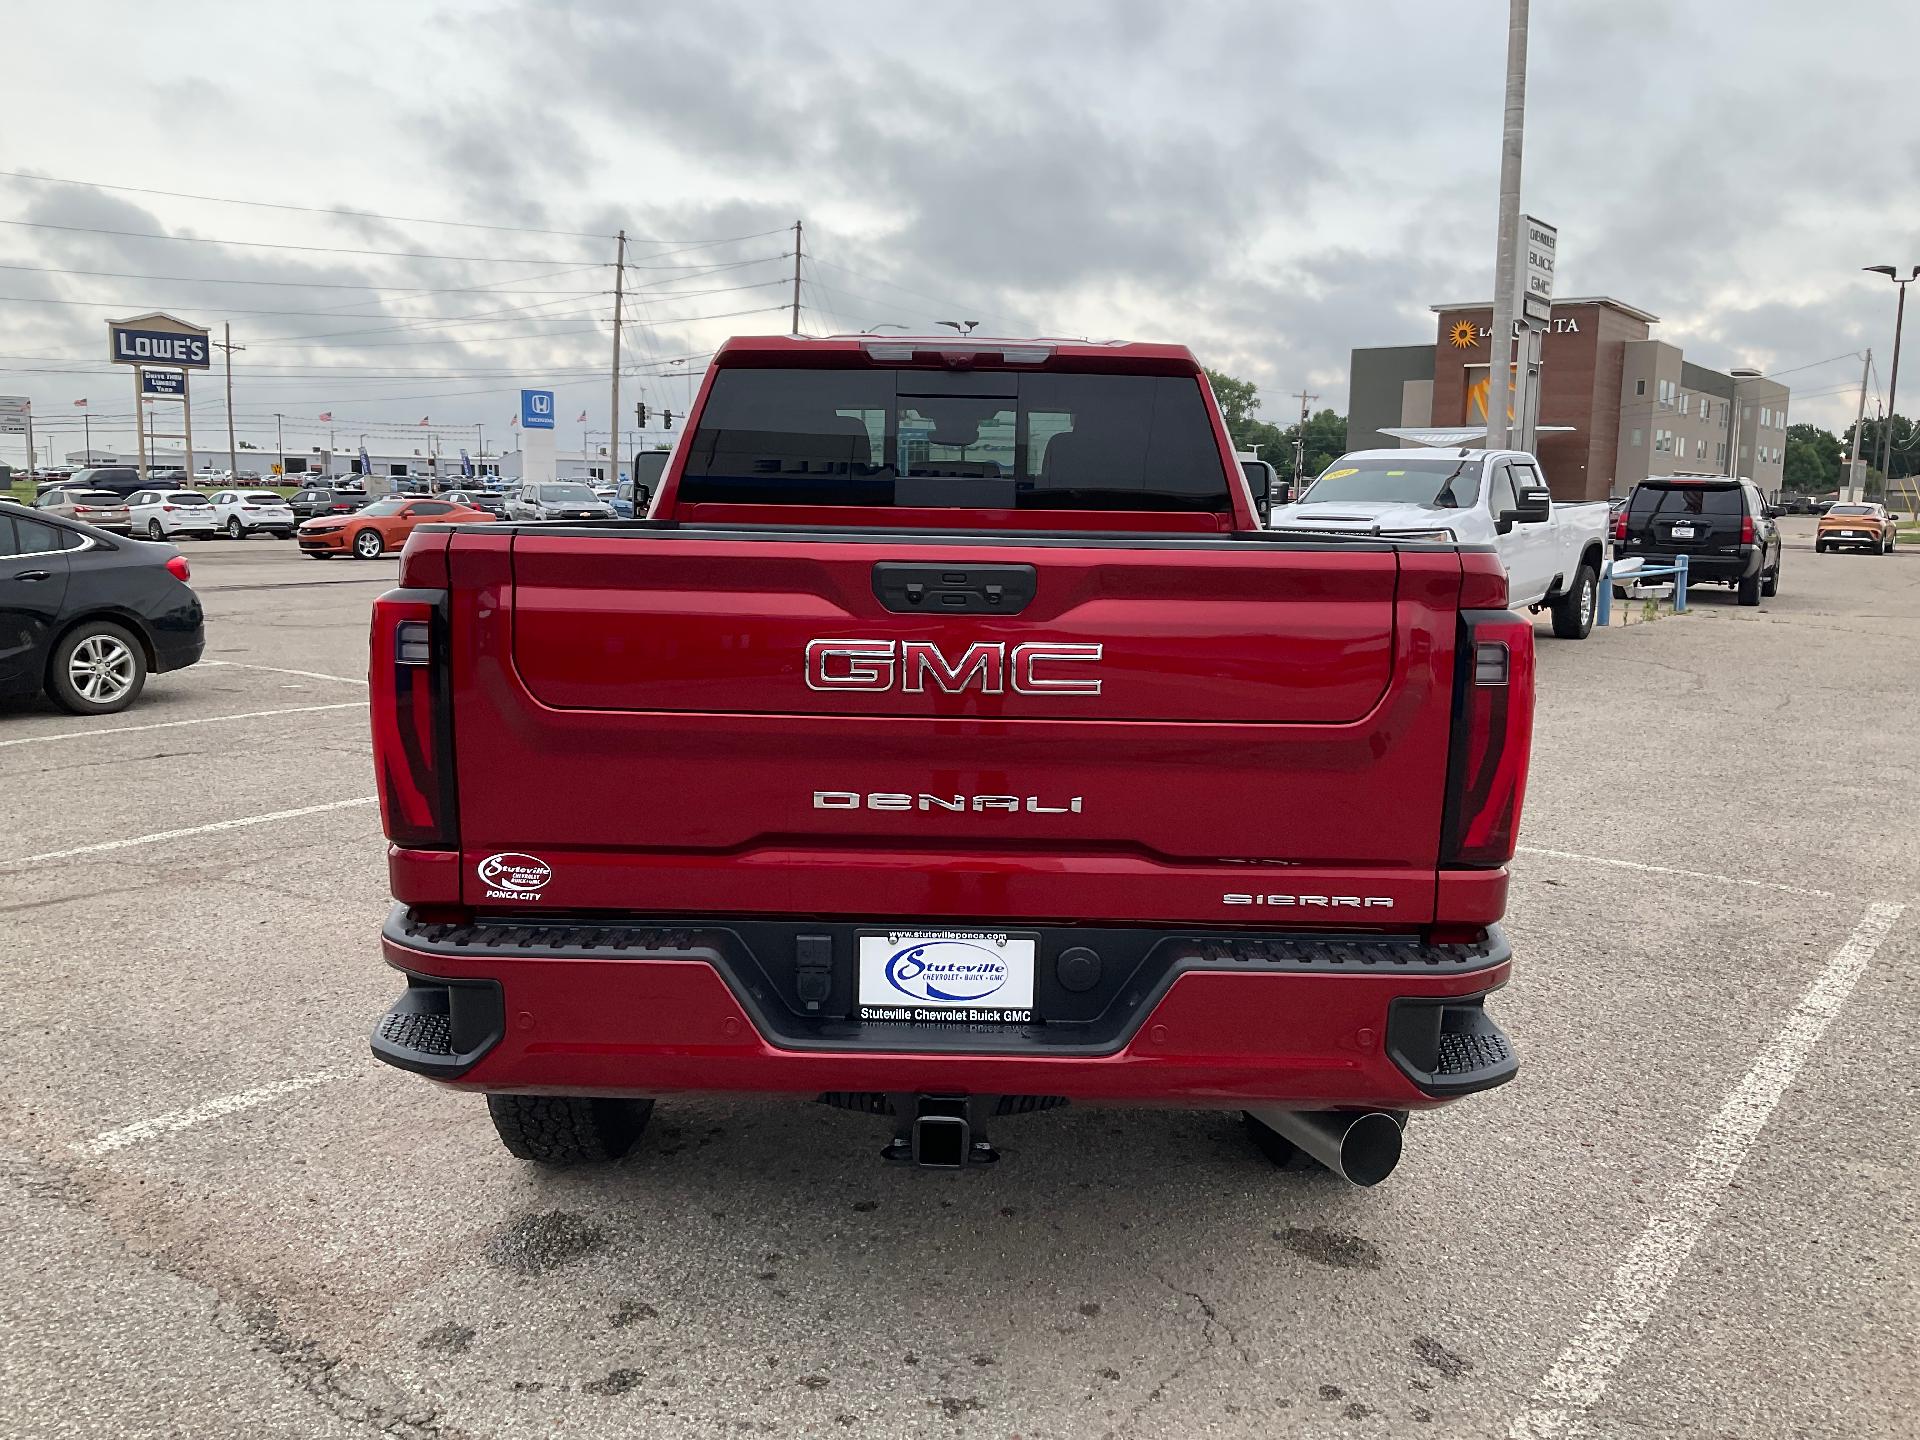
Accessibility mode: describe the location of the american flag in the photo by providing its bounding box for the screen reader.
[510,414,519,427]
[418,416,430,426]
[73,398,88,408]
[577,410,588,422]
[318,411,332,422]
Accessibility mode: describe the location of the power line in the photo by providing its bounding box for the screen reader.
[0,259,607,294]
[0,216,603,266]
[0,170,800,255]
[0,169,616,240]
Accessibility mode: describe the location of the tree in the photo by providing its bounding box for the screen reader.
[1203,368,1263,437]
[1781,423,1842,494]
[1841,414,1917,482]
[1203,367,1347,482]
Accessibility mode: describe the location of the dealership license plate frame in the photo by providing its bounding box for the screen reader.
[856,929,1039,1024]
[1670,523,1696,539]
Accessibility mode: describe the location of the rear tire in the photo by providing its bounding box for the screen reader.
[1738,569,1762,606]
[146,519,164,540]
[1761,557,1780,597]
[1550,564,1597,639]
[226,517,245,539]
[487,1094,654,1165]
[46,621,147,716]
[1815,539,1827,553]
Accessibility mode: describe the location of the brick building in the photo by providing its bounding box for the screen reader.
[1347,297,1790,501]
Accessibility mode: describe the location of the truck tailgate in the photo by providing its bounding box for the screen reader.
[444,528,1465,924]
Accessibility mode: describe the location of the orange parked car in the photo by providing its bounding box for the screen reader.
[298,495,496,560]
[1815,503,1898,554]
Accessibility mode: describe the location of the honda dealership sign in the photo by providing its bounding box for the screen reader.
[107,312,211,369]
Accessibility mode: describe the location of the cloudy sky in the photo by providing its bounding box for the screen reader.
[3,0,1916,465]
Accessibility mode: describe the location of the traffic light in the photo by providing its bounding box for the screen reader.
[635,402,648,426]
[663,408,673,431]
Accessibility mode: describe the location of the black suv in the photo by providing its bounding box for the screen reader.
[1616,475,1782,606]
[288,486,371,524]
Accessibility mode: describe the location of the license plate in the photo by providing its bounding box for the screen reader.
[857,930,1036,1023]
[1838,530,1860,537]
[1671,524,1696,539]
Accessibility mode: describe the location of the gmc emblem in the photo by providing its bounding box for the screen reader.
[805,639,1103,695]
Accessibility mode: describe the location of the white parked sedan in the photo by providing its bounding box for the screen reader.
[125,489,219,541]
[210,489,296,538]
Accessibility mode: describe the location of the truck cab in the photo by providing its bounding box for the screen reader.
[1272,447,1610,638]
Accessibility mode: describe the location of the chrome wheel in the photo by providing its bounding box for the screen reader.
[68,634,137,705]
[227,517,245,538]
[1579,575,1595,631]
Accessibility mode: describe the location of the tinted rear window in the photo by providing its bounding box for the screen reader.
[1629,484,1743,520]
[169,492,212,505]
[679,367,1229,511]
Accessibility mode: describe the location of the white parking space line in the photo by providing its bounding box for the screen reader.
[0,796,377,869]
[202,659,368,687]
[70,1069,352,1157]
[1515,845,1838,899]
[1508,901,1906,1440]
[0,701,365,750]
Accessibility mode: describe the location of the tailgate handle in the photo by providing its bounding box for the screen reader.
[872,563,1037,615]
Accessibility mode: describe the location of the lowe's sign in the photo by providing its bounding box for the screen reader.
[108,316,211,370]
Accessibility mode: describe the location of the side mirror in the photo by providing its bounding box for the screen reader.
[1498,486,1552,533]
[1239,460,1272,511]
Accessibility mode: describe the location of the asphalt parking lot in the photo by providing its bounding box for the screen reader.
[2,518,1915,1440]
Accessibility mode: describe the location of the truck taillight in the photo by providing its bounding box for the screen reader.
[1440,612,1534,868]
[1739,514,1754,543]
[369,591,457,849]
[1613,509,1628,542]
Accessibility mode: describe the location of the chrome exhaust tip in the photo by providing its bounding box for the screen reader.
[1245,1107,1405,1187]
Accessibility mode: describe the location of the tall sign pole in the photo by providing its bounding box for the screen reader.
[790,219,804,334]
[610,229,626,489]
[133,366,148,480]
[1484,0,1530,451]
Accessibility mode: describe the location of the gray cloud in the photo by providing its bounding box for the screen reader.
[3,0,1916,450]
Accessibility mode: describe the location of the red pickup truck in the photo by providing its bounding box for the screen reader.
[368,335,1532,1187]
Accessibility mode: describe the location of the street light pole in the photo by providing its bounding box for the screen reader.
[1865,265,1918,486]
[1484,0,1530,451]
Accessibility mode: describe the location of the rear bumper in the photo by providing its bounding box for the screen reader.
[1622,546,1758,580]
[371,907,1517,1109]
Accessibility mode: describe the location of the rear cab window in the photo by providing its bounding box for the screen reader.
[677,367,1230,513]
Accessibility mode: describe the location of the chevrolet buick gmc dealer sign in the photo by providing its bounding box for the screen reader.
[107,314,211,370]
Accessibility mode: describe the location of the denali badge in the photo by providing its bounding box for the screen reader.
[1223,893,1394,910]
[816,791,1084,815]
[805,638,1102,695]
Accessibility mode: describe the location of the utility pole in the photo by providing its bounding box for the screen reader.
[1484,0,1530,451]
[1881,286,1907,485]
[1290,390,1318,488]
[215,323,244,481]
[610,229,626,491]
[790,219,804,335]
[1846,349,1872,501]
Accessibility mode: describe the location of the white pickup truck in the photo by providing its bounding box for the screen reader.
[1269,447,1610,638]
